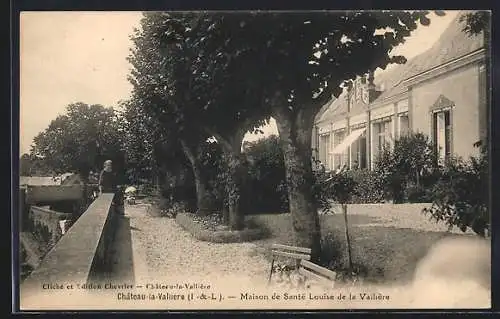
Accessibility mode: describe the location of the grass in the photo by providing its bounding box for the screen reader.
[247,211,470,285]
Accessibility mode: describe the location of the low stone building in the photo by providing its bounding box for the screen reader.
[19,176,59,186]
[312,12,488,171]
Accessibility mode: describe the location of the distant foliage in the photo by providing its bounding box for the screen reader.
[244,135,289,214]
[423,146,489,236]
[30,102,126,180]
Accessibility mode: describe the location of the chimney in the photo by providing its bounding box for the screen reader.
[367,70,382,102]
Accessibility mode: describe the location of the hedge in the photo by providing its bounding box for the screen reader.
[175,212,268,243]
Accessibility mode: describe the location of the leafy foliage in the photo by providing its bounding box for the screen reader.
[346,169,385,204]
[244,135,289,214]
[125,10,444,250]
[423,147,489,236]
[313,168,357,212]
[374,132,439,203]
[30,102,125,180]
[460,11,489,35]
[119,98,161,183]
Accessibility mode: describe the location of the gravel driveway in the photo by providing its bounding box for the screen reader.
[125,204,271,285]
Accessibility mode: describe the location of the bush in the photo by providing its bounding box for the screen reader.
[345,169,385,203]
[314,169,357,211]
[404,183,434,203]
[374,132,439,203]
[423,146,489,237]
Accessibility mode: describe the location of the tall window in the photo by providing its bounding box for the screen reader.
[333,130,347,169]
[373,119,392,158]
[433,110,452,160]
[319,134,330,168]
[399,114,410,137]
[351,131,367,169]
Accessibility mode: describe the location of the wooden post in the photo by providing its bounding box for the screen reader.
[343,203,353,271]
[268,258,275,285]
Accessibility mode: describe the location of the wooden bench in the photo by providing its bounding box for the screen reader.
[298,259,337,289]
[268,244,311,284]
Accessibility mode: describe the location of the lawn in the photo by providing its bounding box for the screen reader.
[246,204,474,285]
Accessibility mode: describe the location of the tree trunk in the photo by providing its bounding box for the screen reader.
[222,151,245,230]
[180,140,212,216]
[222,202,230,225]
[211,127,248,231]
[274,105,322,261]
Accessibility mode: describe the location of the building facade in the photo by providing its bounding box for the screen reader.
[312,13,488,171]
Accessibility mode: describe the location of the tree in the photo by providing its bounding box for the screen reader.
[179,11,444,259]
[119,97,161,186]
[127,11,444,257]
[128,13,269,229]
[31,102,125,182]
[460,11,489,35]
[128,13,217,216]
[175,14,270,229]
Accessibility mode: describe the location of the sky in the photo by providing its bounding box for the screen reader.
[19,10,459,154]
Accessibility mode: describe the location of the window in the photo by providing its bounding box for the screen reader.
[351,130,367,169]
[319,134,330,168]
[399,114,409,137]
[373,119,392,157]
[433,110,452,160]
[333,130,347,170]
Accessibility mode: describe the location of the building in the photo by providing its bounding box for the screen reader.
[19,176,60,187]
[312,12,488,171]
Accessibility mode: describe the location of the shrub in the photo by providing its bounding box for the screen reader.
[404,183,434,203]
[374,132,439,203]
[316,170,357,207]
[345,169,385,203]
[423,146,489,236]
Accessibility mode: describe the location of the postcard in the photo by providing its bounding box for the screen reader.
[16,9,491,311]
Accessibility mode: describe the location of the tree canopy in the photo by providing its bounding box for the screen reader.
[30,102,125,179]
[125,10,446,254]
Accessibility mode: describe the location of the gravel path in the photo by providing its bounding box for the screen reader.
[125,204,270,284]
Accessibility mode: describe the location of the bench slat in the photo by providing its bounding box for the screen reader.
[300,259,337,280]
[271,244,312,254]
[298,268,334,288]
[272,250,311,260]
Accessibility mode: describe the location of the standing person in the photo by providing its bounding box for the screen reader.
[352,160,359,170]
[98,160,124,215]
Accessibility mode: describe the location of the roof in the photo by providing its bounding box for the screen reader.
[61,174,82,185]
[316,91,348,124]
[20,176,59,186]
[375,11,484,102]
[317,11,485,123]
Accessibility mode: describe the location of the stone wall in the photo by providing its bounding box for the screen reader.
[20,194,117,298]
